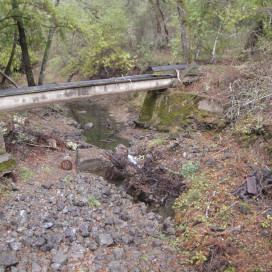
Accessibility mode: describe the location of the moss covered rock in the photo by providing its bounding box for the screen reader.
[137,90,228,131]
[0,153,16,174]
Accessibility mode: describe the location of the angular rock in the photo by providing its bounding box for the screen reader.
[96,233,114,247]
[0,210,5,221]
[113,207,121,214]
[88,241,98,251]
[50,263,61,271]
[76,147,110,172]
[84,122,94,130]
[19,210,28,225]
[122,235,134,245]
[52,251,68,265]
[65,228,77,239]
[8,241,22,251]
[79,223,91,238]
[113,247,125,260]
[68,244,87,260]
[152,239,163,247]
[31,262,42,272]
[120,212,131,222]
[0,252,18,267]
[41,183,53,190]
[40,216,54,229]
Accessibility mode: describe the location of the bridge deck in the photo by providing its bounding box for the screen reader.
[0,74,177,112]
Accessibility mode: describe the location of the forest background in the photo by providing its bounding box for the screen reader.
[0,0,271,88]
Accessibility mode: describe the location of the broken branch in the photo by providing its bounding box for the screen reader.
[0,69,18,88]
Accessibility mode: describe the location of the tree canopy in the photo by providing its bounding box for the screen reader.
[0,0,271,87]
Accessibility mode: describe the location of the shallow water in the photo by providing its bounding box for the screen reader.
[67,100,130,150]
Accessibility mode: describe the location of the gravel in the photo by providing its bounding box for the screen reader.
[0,173,187,271]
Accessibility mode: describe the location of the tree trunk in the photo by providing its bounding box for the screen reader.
[176,0,192,62]
[211,23,222,62]
[16,21,36,86]
[156,0,169,44]
[194,0,209,61]
[67,70,79,82]
[38,27,55,85]
[38,0,61,85]
[12,0,35,86]
[1,30,17,86]
[16,22,35,86]
[195,37,201,60]
[149,0,161,35]
[244,20,264,54]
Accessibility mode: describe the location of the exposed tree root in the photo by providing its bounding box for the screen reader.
[106,145,186,207]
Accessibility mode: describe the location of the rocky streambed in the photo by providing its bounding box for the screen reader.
[0,172,187,272]
[0,101,195,272]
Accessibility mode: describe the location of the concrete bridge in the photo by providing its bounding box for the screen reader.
[0,63,198,171]
[0,74,179,112]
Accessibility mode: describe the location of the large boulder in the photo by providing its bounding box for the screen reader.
[76,147,110,172]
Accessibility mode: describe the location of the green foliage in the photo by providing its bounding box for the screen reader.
[1,0,271,84]
[20,166,32,181]
[174,173,213,212]
[147,137,167,148]
[61,176,73,183]
[182,161,199,177]
[88,195,101,208]
[0,184,12,197]
[232,114,271,148]
[224,268,235,272]
[261,215,272,229]
[60,0,134,78]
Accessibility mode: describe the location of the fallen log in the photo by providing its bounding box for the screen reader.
[61,156,73,170]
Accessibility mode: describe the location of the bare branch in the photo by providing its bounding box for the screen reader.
[0,69,18,88]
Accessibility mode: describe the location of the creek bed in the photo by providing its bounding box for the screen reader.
[67,100,130,150]
[68,99,177,218]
